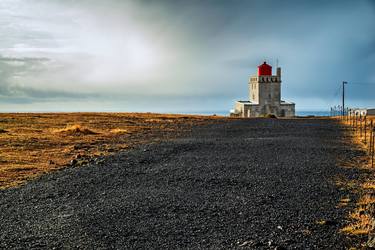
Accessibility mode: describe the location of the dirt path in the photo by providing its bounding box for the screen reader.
[0,118,360,249]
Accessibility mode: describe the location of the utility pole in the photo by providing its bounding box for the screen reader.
[342,81,347,116]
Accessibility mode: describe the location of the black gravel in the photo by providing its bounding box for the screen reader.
[0,118,362,249]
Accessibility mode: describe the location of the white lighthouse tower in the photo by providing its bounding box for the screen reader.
[230,61,295,117]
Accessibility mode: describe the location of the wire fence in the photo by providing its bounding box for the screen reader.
[333,109,375,167]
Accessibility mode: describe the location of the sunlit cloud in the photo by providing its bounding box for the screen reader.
[0,0,374,112]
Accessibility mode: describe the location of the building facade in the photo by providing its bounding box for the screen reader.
[349,108,375,116]
[230,62,295,117]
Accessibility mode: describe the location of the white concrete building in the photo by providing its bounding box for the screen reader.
[350,108,375,116]
[230,62,295,118]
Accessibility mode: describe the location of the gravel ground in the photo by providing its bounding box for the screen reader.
[0,118,361,249]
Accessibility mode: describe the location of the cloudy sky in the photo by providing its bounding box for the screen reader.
[0,0,374,113]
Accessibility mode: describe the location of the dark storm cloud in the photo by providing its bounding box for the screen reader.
[0,55,97,102]
[0,0,374,111]
[0,82,98,102]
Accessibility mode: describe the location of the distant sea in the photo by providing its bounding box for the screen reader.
[295,111,330,117]
[188,110,331,117]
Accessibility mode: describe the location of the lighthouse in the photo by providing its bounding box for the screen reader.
[230,61,295,117]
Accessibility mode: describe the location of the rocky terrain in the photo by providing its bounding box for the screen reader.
[0,118,362,249]
[0,112,223,189]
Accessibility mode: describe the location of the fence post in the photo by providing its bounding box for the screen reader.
[368,120,374,155]
[347,108,349,123]
[355,113,358,132]
[364,116,367,144]
[360,114,363,138]
[352,111,355,128]
[346,108,350,123]
[347,108,349,122]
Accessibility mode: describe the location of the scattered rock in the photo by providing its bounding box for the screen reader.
[274,246,287,250]
[324,220,337,226]
[0,118,363,248]
[316,219,337,226]
[268,240,275,247]
[238,240,254,247]
[78,160,89,166]
[366,235,375,248]
[302,229,312,236]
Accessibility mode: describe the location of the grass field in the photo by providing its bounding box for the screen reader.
[338,115,375,244]
[0,113,227,189]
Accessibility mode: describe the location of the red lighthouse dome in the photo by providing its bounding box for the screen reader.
[257,61,272,76]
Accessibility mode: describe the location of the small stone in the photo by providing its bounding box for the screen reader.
[366,235,375,247]
[48,160,55,165]
[238,240,254,247]
[277,225,283,230]
[324,220,337,226]
[81,160,89,165]
[274,246,287,250]
[70,159,78,165]
[316,219,336,226]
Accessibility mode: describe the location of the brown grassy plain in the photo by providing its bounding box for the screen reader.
[337,115,375,245]
[0,113,227,189]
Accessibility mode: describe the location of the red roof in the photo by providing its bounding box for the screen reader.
[258,61,272,76]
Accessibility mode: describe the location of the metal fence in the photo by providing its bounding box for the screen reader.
[337,110,375,167]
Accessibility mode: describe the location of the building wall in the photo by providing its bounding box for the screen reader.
[249,77,259,104]
[354,109,367,116]
[244,105,261,117]
[351,108,375,116]
[233,102,295,118]
[258,76,281,107]
[250,75,281,106]
[234,102,244,117]
[280,104,295,117]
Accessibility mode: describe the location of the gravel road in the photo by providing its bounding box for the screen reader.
[0,118,361,249]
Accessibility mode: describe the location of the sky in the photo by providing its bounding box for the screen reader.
[0,0,374,113]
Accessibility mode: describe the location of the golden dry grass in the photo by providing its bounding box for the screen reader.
[358,194,375,205]
[340,115,375,153]
[53,125,98,135]
[0,112,228,189]
[337,116,375,241]
[337,196,351,208]
[110,128,131,134]
[362,182,375,190]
